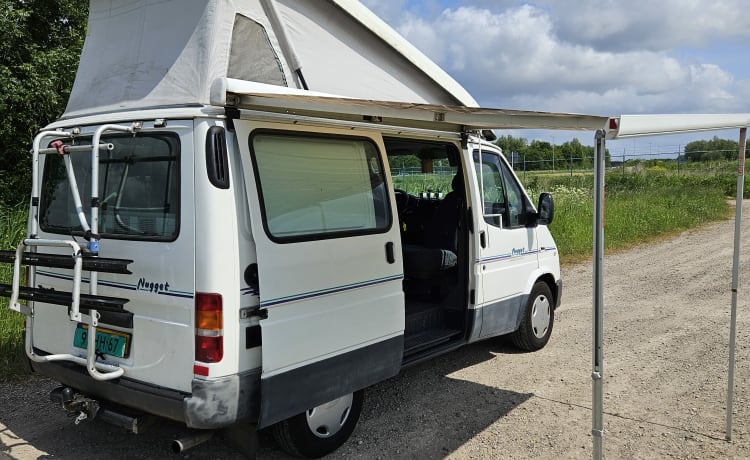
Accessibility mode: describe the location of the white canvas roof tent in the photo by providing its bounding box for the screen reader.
[63,0,478,119]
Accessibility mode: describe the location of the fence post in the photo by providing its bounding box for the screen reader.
[552,139,555,172]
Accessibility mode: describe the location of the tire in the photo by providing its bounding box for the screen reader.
[272,390,364,458]
[510,281,554,351]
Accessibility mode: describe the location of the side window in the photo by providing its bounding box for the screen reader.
[228,15,287,86]
[473,151,528,228]
[250,133,391,241]
[475,160,505,227]
[501,162,528,227]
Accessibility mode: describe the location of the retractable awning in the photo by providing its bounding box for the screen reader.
[606,113,750,138]
[222,80,750,460]
[219,78,608,131]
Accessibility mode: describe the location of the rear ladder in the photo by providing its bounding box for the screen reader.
[0,125,138,381]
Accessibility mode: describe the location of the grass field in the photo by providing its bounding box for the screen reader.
[525,172,736,262]
[0,169,740,380]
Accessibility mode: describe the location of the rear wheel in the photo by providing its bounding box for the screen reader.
[272,390,364,458]
[511,281,554,351]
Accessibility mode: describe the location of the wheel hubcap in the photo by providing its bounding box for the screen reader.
[305,393,354,439]
[530,294,551,339]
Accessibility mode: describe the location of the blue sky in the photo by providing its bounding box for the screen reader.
[360,0,750,156]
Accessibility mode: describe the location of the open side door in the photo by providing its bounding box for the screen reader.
[234,121,404,428]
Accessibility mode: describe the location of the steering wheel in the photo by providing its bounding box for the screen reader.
[394,189,412,216]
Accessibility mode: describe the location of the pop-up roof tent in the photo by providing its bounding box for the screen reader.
[63,0,478,118]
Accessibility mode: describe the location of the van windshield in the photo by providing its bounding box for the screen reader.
[40,133,180,241]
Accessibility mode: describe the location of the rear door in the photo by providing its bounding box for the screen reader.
[34,124,195,391]
[233,121,404,428]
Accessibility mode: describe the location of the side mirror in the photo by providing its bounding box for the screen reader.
[538,192,555,225]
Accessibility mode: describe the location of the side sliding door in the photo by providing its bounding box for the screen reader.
[234,121,405,428]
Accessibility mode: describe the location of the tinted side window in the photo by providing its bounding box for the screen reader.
[251,133,390,242]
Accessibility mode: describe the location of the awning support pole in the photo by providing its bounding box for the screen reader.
[726,126,746,441]
[592,129,606,459]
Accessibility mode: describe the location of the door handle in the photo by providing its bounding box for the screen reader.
[480,231,487,248]
[385,242,395,264]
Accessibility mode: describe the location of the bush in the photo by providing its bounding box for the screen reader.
[0,206,30,380]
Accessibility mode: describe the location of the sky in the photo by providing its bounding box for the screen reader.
[359,0,750,158]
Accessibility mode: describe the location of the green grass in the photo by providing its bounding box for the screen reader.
[528,172,736,263]
[392,174,454,195]
[0,206,29,380]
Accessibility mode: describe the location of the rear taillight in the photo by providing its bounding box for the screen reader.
[195,293,223,364]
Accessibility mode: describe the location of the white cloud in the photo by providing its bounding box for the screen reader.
[358,1,748,149]
[539,0,750,52]
[381,4,744,115]
[363,0,750,53]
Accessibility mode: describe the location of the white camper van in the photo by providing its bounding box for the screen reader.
[0,0,568,457]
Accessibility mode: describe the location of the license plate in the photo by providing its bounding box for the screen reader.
[73,324,131,358]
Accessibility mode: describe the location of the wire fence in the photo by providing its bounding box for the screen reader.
[506,149,743,180]
[389,149,744,185]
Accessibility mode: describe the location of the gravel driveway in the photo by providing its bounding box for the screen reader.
[1,206,748,459]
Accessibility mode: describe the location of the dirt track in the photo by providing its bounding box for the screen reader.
[1,206,749,459]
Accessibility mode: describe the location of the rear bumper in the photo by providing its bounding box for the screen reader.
[31,358,261,429]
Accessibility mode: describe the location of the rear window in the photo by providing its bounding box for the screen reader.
[40,133,180,241]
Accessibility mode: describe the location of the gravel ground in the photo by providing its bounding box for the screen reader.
[1,206,749,459]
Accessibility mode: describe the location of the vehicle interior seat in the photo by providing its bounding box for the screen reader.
[402,174,462,281]
[424,174,462,253]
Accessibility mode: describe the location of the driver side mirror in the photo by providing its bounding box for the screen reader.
[538,192,555,225]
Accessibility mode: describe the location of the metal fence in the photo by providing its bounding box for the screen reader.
[389,149,743,183]
[508,149,742,179]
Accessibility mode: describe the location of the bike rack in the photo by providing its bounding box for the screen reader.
[2,126,138,381]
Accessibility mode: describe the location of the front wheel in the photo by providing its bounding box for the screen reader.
[272,390,364,458]
[510,281,554,351]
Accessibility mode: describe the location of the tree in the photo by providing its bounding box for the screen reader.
[495,135,527,155]
[684,136,747,162]
[495,135,610,171]
[558,138,586,167]
[0,0,88,205]
[525,140,552,170]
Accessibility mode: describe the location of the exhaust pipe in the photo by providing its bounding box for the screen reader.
[172,430,214,453]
